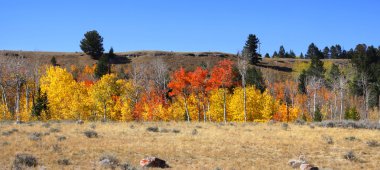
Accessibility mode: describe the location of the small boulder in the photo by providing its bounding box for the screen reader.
[300,163,319,170]
[140,157,170,168]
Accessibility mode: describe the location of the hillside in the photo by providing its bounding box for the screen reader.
[0,50,350,82]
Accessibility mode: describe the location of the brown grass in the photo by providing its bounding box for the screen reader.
[0,122,379,169]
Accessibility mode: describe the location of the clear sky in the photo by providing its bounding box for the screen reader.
[1,0,379,55]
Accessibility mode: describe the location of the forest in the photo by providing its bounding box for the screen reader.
[0,33,379,124]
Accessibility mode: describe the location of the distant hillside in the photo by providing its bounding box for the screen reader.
[0,50,350,82]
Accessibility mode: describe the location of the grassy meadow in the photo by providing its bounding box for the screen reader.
[1,121,379,169]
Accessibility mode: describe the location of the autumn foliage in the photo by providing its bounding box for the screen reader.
[1,59,306,123]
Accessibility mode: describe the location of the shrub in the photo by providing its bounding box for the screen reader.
[41,123,51,128]
[99,154,119,168]
[366,140,379,147]
[29,132,43,141]
[13,153,38,168]
[345,136,358,141]
[160,128,170,133]
[344,151,356,161]
[146,126,159,132]
[313,107,323,122]
[172,129,180,133]
[281,123,289,130]
[119,162,137,170]
[49,128,61,133]
[192,129,198,135]
[84,130,98,138]
[322,135,334,144]
[57,136,67,141]
[57,158,70,165]
[90,124,96,129]
[345,107,360,120]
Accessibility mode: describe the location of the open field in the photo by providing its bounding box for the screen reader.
[1,121,379,169]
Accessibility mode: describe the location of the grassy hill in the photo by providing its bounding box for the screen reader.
[0,50,350,82]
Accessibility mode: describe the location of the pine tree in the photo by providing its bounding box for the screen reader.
[243,34,261,64]
[264,53,270,58]
[80,30,104,60]
[31,88,49,119]
[279,45,286,58]
[306,43,323,59]
[50,56,57,66]
[95,55,109,79]
[300,52,304,59]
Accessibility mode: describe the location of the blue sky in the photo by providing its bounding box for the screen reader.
[0,0,379,55]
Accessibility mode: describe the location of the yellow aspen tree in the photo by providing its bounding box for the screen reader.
[40,66,78,120]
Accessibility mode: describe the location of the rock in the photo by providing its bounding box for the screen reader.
[140,157,170,168]
[288,156,306,169]
[300,163,319,170]
[76,120,84,125]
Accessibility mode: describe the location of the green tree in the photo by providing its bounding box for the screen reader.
[323,46,330,59]
[272,51,278,58]
[298,70,307,94]
[299,52,304,59]
[279,45,286,58]
[306,43,323,59]
[313,106,323,122]
[80,30,104,60]
[306,53,325,79]
[243,34,261,64]
[246,67,266,92]
[264,53,270,58]
[31,88,49,119]
[95,55,109,79]
[344,107,360,120]
[50,56,57,66]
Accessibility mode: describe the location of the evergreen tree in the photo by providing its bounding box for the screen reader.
[108,47,115,59]
[243,34,261,64]
[289,50,296,58]
[264,53,270,58]
[279,45,286,58]
[246,67,266,92]
[306,54,325,78]
[298,70,307,94]
[50,56,57,66]
[95,54,109,78]
[313,106,323,122]
[300,52,304,59]
[306,43,323,59]
[80,30,104,60]
[31,88,49,119]
[323,46,330,59]
[272,51,278,58]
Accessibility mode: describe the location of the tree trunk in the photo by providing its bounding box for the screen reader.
[313,89,316,114]
[25,84,29,116]
[223,88,227,124]
[196,93,201,122]
[103,102,107,122]
[243,80,247,122]
[340,89,344,121]
[183,96,190,122]
[16,82,21,122]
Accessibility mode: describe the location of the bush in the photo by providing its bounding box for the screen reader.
[344,151,356,161]
[13,153,38,168]
[192,129,198,135]
[49,128,61,133]
[281,123,289,130]
[99,154,119,168]
[345,136,358,141]
[29,132,43,141]
[57,158,70,165]
[57,136,67,141]
[146,126,159,132]
[345,107,360,120]
[172,129,180,133]
[84,130,98,138]
[322,135,334,144]
[313,107,323,122]
[366,140,379,147]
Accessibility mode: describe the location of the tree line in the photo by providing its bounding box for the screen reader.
[0,31,379,123]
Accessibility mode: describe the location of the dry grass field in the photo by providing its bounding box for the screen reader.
[1,121,379,169]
